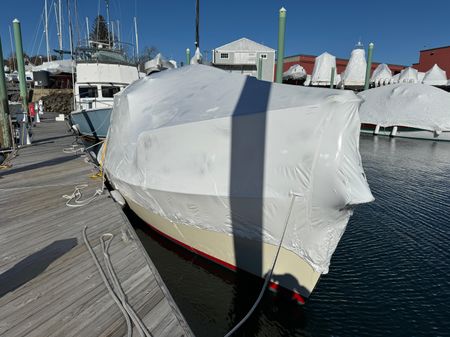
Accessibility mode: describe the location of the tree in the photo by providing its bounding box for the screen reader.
[90,15,113,47]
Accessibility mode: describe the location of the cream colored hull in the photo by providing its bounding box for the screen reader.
[126,198,321,299]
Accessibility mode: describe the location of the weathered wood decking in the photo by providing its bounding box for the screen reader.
[0,115,193,337]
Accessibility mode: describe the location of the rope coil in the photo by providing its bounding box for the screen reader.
[83,226,152,337]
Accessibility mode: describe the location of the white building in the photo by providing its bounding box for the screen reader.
[212,37,275,82]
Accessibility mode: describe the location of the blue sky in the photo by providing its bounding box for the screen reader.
[0,0,449,65]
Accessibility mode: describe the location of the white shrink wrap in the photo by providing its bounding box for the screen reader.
[311,52,337,86]
[399,67,419,83]
[282,64,307,81]
[342,48,367,86]
[359,83,450,132]
[370,63,392,85]
[422,64,447,86]
[104,65,373,274]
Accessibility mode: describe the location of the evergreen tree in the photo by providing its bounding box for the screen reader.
[90,15,112,47]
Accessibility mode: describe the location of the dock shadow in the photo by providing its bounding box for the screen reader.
[0,238,77,297]
[0,155,76,177]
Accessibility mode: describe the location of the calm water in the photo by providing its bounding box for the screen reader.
[130,135,450,337]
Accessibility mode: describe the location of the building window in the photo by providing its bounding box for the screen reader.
[260,54,267,59]
[79,86,98,98]
[220,53,229,59]
[101,86,121,98]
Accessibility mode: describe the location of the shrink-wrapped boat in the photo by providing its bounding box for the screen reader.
[103,65,373,300]
[359,83,450,140]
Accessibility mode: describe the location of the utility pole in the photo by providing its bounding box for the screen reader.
[45,0,50,61]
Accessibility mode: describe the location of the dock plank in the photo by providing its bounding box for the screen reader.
[0,114,193,337]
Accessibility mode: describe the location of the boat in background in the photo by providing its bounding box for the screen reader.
[103,65,374,302]
[70,45,139,140]
[359,83,450,141]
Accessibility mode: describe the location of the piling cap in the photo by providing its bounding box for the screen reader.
[280,7,287,12]
[186,48,190,52]
[13,19,20,23]
[369,42,374,47]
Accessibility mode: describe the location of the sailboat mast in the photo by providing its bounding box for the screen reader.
[134,17,139,57]
[195,0,200,49]
[85,17,89,46]
[58,0,63,51]
[44,0,50,61]
[116,20,121,49]
[105,0,111,47]
[8,25,15,71]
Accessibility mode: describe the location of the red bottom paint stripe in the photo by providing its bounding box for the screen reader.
[145,222,305,305]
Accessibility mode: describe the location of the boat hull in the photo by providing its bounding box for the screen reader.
[361,123,450,141]
[126,196,321,300]
[70,108,112,139]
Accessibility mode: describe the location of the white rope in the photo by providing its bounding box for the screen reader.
[63,140,104,154]
[101,234,152,337]
[83,227,153,337]
[83,227,133,337]
[224,192,303,337]
[63,144,85,153]
[62,184,103,207]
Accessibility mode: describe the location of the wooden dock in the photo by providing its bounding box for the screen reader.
[0,114,194,337]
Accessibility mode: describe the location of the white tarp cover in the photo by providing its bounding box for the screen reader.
[423,64,447,86]
[190,47,203,64]
[359,83,450,132]
[104,65,373,274]
[311,52,337,85]
[144,53,176,75]
[283,64,307,81]
[32,60,74,74]
[370,63,392,84]
[342,48,367,86]
[399,67,419,83]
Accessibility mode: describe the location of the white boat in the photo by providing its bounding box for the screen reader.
[341,43,367,88]
[310,52,337,87]
[422,64,447,86]
[144,53,176,75]
[359,83,450,141]
[103,65,373,302]
[282,64,307,81]
[398,67,419,83]
[370,63,392,87]
[70,47,139,139]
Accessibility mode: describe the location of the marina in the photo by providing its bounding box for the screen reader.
[0,114,193,337]
[1,0,450,336]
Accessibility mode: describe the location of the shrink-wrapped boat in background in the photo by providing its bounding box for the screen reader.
[359,83,450,140]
